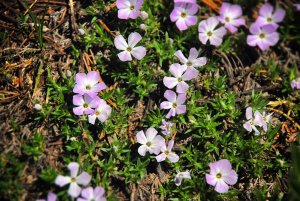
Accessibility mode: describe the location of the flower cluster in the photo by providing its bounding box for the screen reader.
[72,71,112,125]
[247,3,285,51]
[291,78,300,89]
[243,107,272,135]
[37,162,106,200]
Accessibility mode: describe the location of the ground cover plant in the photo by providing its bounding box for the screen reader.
[1,0,300,200]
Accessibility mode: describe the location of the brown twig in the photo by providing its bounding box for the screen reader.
[98,19,116,38]
[267,108,300,130]
[24,0,38,15]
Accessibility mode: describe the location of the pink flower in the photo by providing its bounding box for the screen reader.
[159,119,174,136]
[174,47,207,70]
[291,78,300,89]
[73,94,101,116]
[174,0,196,3]
[198,17,227,46]
[174,170,191,186]
[55,162,91,198]
[163,63,198,93]
[247,23,279,51]
[37,192,57,201]
[160,90,186,119]
[73,71,107,97]
[294,4,300,11]
[205,159,238,193]
[256,3,285,29]
[136,128,165,156]
[218,3,245,33]
[261,111,272,132]
[116,0,143,20]
[114,32,146,61]
[88,99,112,124]
[156,140,179,163]
[243,107,264,135]
[170,3,198,31]
[77,187,106,201]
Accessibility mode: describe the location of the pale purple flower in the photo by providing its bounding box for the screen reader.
[36,192,57,201]
[160,90,186,119]
[170,3,198,31]
[73,94,101,116]
[114,32,146,61]
[156,140,179,163]
[174,47,207,70]
[205,159,238,193]
[136,127,165,156]
[174,170,191,186]
[247,23,279,51]
[73,71,107,97]
[256,3,285,29]
[116,0,143,20]
[218,3,245,33]
[198,17,227,46]
[294,4,300,11]
[159,119,174,136]
[77,187,106,201]
[261,111,272,132]
[88,99,112,124]
[55,162,91,198]
[243,107,264,135]
[163,63,198,93]
[291,78,300,89]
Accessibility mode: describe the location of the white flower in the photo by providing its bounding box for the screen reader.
[136,128,165,156]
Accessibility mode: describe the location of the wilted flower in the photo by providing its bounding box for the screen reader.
[163,63,198,93]
[243,107,264,135]
[116,0,143,20]
[159,119,174,136]
[291,78,300,89]
[198,17,227,46]
[156,140,179,163]
[88,99,112,124]
[247,23,279,51]
[73,94,101,116]
[170,3,198,31]
[174,47,207,70]
[55,162,91,198]
[160,90,186,119]
[73,71,107,97]
[37,192,57,201]
[218,3,245,33]
[77,187,106,201]
[256,3,285,29]
[205,159,238,193]
[114,32,146,61]
[174,170,191,186]
[136,127,165,156]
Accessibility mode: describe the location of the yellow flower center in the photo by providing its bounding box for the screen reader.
[146,142,151,146]
[164,150,170,155]
[259,33,265,39]
[187,61,192,67]
[181,12,186,18]
[86,85,91,90]
[130,5,135,10]
[216,173,222,179]
[207,31,213,37]
[71,177,76,182]
[172,103,177,108]
[95,111,100,116]
[127,47,132,52]
[267,17,272,22]
[83,103,88,108]
[225,16,230,22]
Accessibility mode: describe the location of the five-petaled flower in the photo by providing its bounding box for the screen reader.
[160,90,187,119]
[114,32,146,61]
[159,119,174,136]
[218,3,245,33]
[174,170,191,186]
[77,186,106,201]
[247,23,279,51]
[116,0,143,20]
[136,127,165,156]
[163,63,198,93]
[88,99,112,124]
[174,47,207,71]
[198,17,227,46]
[73,71,107,98]
[36,192,57,201]
[73,94,101,116]
[170,3,198,31]
[156,139,179,163]
[55,162,92,197]
[243,107,263,135]
[256,3,285,29]
[205,159,238,193]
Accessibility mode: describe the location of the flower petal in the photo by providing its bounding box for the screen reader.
[163,77,178,89]
[68,182,82,197]
[81,187,94,199]
[205,173,217,186]
[128,32,142,47]
[167,153,179,163]
[86,71,100,85]
[214,180,229,193]
[131,46,146,60]
[117,51,132,61]
[76,171,91,186]
[145,127,158,141]
[118,8,131,19]
[223,170,238,185]
[156,153,167,162]
[176,82,189,93]
[68,162,80,177]
[176,93,186,104]
[114,35,128,50]
[138,145,148,156]
[164,90,177,102]
[174,50,188,64]
[55,175,71,187]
